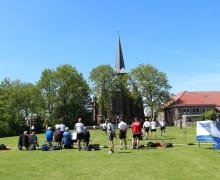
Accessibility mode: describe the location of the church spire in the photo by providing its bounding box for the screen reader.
[115,36,126,74]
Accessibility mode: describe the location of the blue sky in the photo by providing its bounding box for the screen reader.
[0,0,220,94]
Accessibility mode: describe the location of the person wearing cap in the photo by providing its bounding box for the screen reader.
[63,127,73,149]
[45,126,53,146]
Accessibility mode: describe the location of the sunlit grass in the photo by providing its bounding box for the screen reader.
[0,126,219,180]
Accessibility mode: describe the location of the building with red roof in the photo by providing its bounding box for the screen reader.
[163,91,220,125]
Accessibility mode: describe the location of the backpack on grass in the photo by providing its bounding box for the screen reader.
[41,144,49,151]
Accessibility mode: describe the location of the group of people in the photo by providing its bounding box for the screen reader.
[142,118,166,139]
[18,116,166,153]
[45,118,90,151]
[18,128,39,150]
[104,116,166,153]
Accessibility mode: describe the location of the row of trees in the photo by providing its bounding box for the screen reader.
[0,65,91,137]
[0,63,171,137]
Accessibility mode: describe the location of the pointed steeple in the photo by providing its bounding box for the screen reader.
[115,36,126,74]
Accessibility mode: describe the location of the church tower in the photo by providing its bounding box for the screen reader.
[112,36,144,123]
[115,37,126,75]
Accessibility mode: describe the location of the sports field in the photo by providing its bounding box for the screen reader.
[0,126,219,180]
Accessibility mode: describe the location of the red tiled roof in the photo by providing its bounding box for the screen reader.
[164,91,220,108]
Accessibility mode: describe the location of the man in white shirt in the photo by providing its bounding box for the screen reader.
[118,118,128,149]
[74,117,85,150]
[150,119,157,138]
[159,119,166,136]
[143,118,151,139]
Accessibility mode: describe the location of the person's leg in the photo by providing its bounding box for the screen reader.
[77,139,81,150]
[124,138,127,149]
[119,139,122,149]
[136,138,139,148]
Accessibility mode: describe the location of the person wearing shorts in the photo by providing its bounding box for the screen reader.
[74,117,85,151]
[143,118,151,139]
[106,118,115,154]
[159,119,166,136]
[131,117,142,149]
[118,118,128,149]
[150,119,157,138]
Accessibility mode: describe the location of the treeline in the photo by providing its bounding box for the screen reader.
[0,65,92,137]
[0,63,172,137]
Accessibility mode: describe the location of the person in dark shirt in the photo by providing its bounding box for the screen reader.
[83,127,90,150]
[18,131,29,150]
[54,125,63,148]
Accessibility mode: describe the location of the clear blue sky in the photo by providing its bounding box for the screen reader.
[1,0,220,94]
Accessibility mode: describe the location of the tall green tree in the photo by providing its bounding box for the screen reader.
[38,69,58,126]
[38,65,91,128]
[89,65,115,119]
[0,79,43,137]
[130,64,171,118]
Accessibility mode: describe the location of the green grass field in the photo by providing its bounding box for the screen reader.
[0,126,220,180]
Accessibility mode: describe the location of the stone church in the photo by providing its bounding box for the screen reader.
[94,37,144,124]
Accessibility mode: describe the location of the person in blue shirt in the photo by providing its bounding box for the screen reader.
[63,127,73,149]
[45,127,53,146]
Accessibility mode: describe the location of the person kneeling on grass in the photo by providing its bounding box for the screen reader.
[63,127,73,149]
[29,129,39,150]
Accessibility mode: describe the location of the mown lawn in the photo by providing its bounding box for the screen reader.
[0,126,220,180]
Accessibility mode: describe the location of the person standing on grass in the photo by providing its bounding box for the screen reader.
[74,117,85,151]
[118,118,128,150]
[159,119,166,136]
[143,117,151,139]
[150,119,157,138]
[131,117,142,149]
[106,118,115,154]
[83,127,90,150]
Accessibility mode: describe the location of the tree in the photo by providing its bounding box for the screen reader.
[0,78,43,137]
[38,65,91,127]
[38,69,58,127]
[130,64,171,118]
[89,65,115,119]
[200,109,217,121]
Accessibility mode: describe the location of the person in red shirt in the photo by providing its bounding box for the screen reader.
[131,117,142,149]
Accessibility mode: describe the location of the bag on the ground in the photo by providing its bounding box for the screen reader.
[162,143,173,148]
[147,142,156,147]
[41,144,49,151]
[0,144,9,150]
[88,144,100,151]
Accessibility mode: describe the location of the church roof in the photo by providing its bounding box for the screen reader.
[115,37,126,74]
